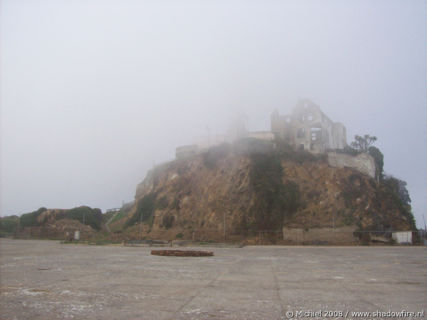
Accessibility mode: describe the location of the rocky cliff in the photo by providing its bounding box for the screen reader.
[113,142,415,242]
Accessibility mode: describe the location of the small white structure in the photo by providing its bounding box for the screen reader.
[74,230,80,241]
[392,231,412,244]
[247,131,275,142]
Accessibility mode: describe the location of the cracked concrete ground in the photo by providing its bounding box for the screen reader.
[0,239,426,320]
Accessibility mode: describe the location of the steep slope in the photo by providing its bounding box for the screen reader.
[119,143,414,242]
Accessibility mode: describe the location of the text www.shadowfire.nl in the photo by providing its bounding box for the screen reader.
[284,309,425,319]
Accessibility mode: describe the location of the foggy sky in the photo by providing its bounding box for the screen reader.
[1,0,426,227]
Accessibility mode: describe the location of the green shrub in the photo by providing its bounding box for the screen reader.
[380,176,416,230]
[109,201,135,224]
[110,210,126,224]
[57,206,103,230]
[20,207,47,228]
[368,146,384,181]
[175,233,184,239]
[203,143,231,168]
[0,216,19,234]
[248,153,300,231]
[102,210,117,223]
[125,193,157,228]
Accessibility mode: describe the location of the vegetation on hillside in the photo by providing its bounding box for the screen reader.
[203,143,232,168]
[125,193,158,228]
[56,206,103,230]
[0,215,19,236]
[248,153,300,231]
[338,135,415,231]
[350,134,377,152]
[276,139,320,163]
[19,207,47,228]
[381,175,416,229]
[368,146,384,181]
[16,206,103,231]
[344,134,384,181]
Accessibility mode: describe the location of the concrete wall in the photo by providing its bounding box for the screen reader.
[282,226,357,244]
[392,231,412,244]
[327,152,376,178]
[247,131,275,142]
[332,123,347,149]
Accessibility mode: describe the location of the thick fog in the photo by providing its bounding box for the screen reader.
[1,0,426,227]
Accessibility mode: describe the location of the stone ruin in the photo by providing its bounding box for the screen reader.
[176,99,347,158]
[271,99,347,153]
[174,99,376,178]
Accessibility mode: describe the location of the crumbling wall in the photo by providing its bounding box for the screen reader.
[271,99,347,153]
[247,131,275,142]
[327,152,376,178]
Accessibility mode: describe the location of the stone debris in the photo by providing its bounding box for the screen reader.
[151,249,213,257]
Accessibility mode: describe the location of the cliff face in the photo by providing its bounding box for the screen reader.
[120,145,414,241]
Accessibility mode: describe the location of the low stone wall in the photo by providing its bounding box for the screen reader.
[327,152,376,178]
[246,131,275,142]
[282,226,357,244]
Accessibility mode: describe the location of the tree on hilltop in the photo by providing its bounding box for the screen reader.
[349,134,383,182]
[350,134,377,152]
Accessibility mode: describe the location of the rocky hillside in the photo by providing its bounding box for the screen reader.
[2,206,104,239]
[111,141,415,242]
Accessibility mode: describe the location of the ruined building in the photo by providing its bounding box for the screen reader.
[174,99,375,177]
[176,99,348,158]
[271,99,347,153]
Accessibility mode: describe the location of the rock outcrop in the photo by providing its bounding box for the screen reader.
[117,143,414,242]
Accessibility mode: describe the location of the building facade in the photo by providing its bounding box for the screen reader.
[271,99,347,153]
